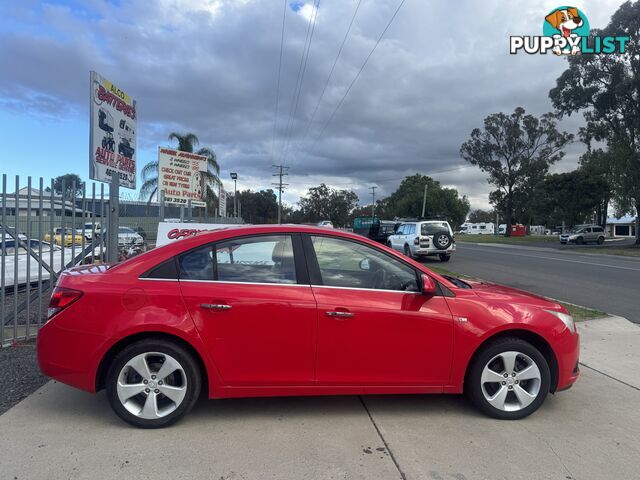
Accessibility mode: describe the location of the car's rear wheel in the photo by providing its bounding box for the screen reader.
[106,339,201,428]
[404,244,414,259]
[466,337,550,420]
[597,236,604,245]
[439,253,451,262]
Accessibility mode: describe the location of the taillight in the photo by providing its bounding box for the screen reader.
[414,237,420,245]
[48,287,83,319]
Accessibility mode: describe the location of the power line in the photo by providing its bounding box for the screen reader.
[272,164,290,224]
[271,0,288,161]
[281,0,321,163]
[299,0,363,147]
[306,0,407,156]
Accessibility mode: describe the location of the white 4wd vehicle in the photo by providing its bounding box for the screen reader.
[387,220,455,262]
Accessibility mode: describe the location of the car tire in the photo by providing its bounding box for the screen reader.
[466,337,550,420]
[597,236,604,245]
[433,232,453,250]
[439,254,451,262]
[576,237,584,245]
[404,244,414,259]
[105,338,202,428]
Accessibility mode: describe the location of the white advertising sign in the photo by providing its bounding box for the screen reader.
[156,222,229,247]
[158,147,208,205]
[89,71,137,189]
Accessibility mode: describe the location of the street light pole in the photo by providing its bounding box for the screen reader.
[230,172,238,218]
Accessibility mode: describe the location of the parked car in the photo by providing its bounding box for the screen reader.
[316,220,334,228]
[1,239,103,288]
[559,225,605,245]
[44,228,84,247]
[38,225,580,428]
[353,216,398,244]
[83,222,103,241]
[101,226,144,247]
[387,220,455,262]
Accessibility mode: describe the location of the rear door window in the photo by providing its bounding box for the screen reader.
[215,235,297,284]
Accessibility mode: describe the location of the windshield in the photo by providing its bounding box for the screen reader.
[421,222,449,235]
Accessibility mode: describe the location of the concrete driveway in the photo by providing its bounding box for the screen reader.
[1,318,639,480]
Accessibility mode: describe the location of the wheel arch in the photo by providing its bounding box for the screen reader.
[95,331,209,395]
[463,329,559,393]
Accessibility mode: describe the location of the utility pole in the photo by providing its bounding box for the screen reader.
[369,186,376,218]
[272,164,289,224]
[421,183,428,218]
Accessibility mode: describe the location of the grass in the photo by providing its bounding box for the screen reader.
[569,246,640,258]
[456,235,558,244]
[557,302,607,321]
[426,266,607,321]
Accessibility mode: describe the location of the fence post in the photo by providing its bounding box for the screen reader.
[107,175,119,262]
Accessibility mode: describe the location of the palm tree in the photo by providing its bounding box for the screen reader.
[140,133,221,207]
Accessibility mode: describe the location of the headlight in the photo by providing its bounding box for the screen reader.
[569,235,577,240]
[544,309,576,333]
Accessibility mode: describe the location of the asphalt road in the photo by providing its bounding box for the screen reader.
[434,243,640,323]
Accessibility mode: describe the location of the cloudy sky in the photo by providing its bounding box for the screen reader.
[0,0,627,210]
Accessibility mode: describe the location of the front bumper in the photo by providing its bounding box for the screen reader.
[554,330,580,392]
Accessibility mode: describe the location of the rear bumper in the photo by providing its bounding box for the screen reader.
[37,320,106,393]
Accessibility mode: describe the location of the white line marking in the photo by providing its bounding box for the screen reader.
[458,245,640,272]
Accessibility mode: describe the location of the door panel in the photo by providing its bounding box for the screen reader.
[180,282,317,386]
[307,234,454,386]
[314,287,453,385]
[178,234,317,386]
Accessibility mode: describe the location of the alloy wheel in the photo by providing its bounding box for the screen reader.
[480,351,541,412]
[116,352,187,420]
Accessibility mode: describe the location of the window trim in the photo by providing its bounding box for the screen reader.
[302,233,432,294]
[140,232,309,286]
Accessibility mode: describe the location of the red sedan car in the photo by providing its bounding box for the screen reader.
[38,225,579,428]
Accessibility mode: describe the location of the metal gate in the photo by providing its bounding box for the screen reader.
[1,174,244,346]
[1,174,111,346]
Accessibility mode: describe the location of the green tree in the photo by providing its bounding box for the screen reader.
[48,173,84,199]
[468,209,494,223]
[298,184,359,227]
[579,148,615,228]
[139,133,221,208]
[460,107,573,235]
[383,174,470,227]
[531,170,609,228]
[236,189,279,223]
[549,1,640,243]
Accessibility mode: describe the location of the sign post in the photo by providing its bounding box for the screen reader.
[107,174,119,262]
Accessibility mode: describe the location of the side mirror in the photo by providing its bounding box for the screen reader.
[359,258,370,271]
[421,274,437,296]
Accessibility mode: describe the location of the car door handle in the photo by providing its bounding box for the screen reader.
[200,304,232,310]
[325,311,354,318]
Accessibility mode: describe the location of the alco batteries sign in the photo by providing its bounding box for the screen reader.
[89,71,137,189]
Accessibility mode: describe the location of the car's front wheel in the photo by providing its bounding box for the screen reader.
[466,337,550,420]
[106,339,202,428]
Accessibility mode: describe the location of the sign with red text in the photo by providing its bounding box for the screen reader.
[158,147,207,205]
[89,71,137,189]
[156,222,229,246]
